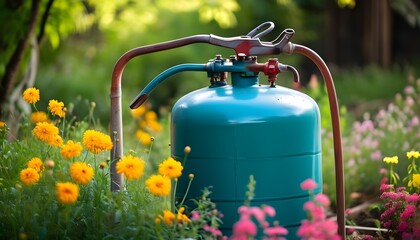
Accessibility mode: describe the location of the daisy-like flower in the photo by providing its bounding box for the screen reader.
[23,88,40,104]
[48,134,63,147]
[158,157,183,179]
[135,130,152,145]
[30,111,48,124]
[20,168,40,186]
[27,157,43,172]
[61,140,83,159]
[33,122,59,144]
[116,154,145,181]
[145,174,171,196]
[82,129,113,154]
[56,182,79,205]
[69,162,94,185]
[48,99,65,118]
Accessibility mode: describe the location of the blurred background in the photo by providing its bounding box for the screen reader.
[1,0,419,123]
[2,0,420,209]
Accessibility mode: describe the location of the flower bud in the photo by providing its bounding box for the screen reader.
[184,146,191,154]
[45,160,55,168]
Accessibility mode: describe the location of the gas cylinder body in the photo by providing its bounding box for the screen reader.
[172,57,322,238]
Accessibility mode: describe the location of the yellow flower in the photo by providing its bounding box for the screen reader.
[0,121,5,128]
[69,162,94,185]
[99,161,107,169]
[147,120,162,132]
[30,111,48,124]
[177,207,190,223]
[383,156,398,165]
[158,157,183,179]
[48,134,63,147]
[145,111,157,121]
[61,140,83,159]
[162,210,175,225]
[48,99,65,118]
[116,154,146,181]
[82,129,113,154]
[131,105,146,117]
[23,88,40,104]
[412,174,420,189]
[56,182,79,205]
[33,122,59,144]
[145,174,171,196]
[135,130,152,145]
[27,157,43,172]
[407,151,420,159]
[20,168,40,186]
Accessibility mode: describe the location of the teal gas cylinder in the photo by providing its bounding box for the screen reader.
[171,56,322,238]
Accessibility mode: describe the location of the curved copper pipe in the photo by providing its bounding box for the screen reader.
[110,35,211,191]
[292,44,346,239]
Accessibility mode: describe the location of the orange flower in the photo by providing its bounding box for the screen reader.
[69,162,94,185]
[33,122,59,144]
[82,130,113,154]
[20,168,40,186]
[56,182,79,205]
[145,174,171,196]
[61,140,83,159]
[158,157,183,179]
[116,154,145,181]
[27,157,43,172]
[23,88,40,104]
[135,130,152,145]
[48,99,65,118]
[30,111,48,124]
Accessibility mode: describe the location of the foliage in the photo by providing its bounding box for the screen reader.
[318,73,420,206]
[0,88,226,239]
[347,151,420,239]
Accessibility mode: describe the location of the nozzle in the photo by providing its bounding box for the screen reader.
[130,94,148,109]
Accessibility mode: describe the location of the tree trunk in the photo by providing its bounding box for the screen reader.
[362,0,392,67]
[0,0,42,113]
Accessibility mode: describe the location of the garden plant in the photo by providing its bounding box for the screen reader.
[3,74,420,239]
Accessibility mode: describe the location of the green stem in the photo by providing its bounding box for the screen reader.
[179,177,193,207]
[171,178,177,212]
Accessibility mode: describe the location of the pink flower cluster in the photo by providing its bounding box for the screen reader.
[297,179,341,240]
[231,205,288,240]
[380,184,420,239]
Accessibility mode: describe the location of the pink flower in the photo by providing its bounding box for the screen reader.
[314,193,331,207]
[232,218,257,237]
[262,205,276,217]
[400,205,416,220]
[380,183,393,192]
[191,211,200,221]
[406,193,419,203]
[203,225,222,236]
[250,206,266,226]
[300,179,318,190]
[397,221,410,232]
[264,225,288,236]
[379,168,388,175]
